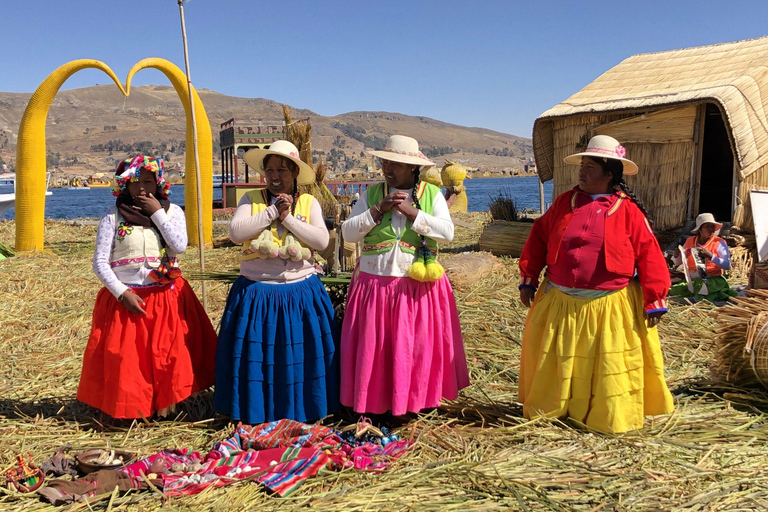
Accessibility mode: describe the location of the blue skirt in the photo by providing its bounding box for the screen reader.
[214,274,339,424]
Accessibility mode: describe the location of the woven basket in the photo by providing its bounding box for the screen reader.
[745,311,768,387]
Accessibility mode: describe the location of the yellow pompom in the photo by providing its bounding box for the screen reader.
[408,261,427,281]
[425,261,445,281]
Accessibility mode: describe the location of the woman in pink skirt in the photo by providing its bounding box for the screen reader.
[340,135,470,415]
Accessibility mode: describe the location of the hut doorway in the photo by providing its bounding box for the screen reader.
[697,103,734,221]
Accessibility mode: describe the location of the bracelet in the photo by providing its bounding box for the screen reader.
[371,203,382,215]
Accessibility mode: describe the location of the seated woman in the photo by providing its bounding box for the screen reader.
[670,213,738,303]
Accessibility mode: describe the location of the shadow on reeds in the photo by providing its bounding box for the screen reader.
[0,390,221,431]
[442,244,480,254]
[324,399,526,432]
[676,380,768,416]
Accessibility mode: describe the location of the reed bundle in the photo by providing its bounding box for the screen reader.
[282,105,337,217]
[5,216,768,511]
[551,113,695,231]
[712,289,768,388]
[729,245,754,280]
[477,220,532,257]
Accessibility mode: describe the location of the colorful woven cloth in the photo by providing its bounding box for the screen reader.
[121,449,203,479]
[162,447,330,497]
[98,420,415,500]
[326,439,412,471]
[215,420,336,452]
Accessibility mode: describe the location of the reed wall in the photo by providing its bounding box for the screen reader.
[551,112,695,230]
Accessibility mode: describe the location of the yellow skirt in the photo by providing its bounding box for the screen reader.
[519,280,674,433]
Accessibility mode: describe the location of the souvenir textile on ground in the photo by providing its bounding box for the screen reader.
[38,419,413,503]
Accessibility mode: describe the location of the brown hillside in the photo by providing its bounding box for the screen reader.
[0,85,533,175]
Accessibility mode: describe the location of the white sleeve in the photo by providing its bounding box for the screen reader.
[341,192,378,243]
[710,240,731,270]
[151,204,188,254]
[282,198,330,250]
[92,209,129,299]
[229,193,279,244]
[410,191,454,243]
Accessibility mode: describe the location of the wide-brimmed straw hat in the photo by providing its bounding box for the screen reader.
[369,135,435,169]
[691,213,723,234]
[564,135,638,175]
[243,140,315,185]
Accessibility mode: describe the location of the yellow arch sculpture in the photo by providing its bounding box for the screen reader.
[127,58,212,248]
[15,58,212,251]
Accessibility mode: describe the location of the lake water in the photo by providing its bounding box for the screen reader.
[0,177,553,219]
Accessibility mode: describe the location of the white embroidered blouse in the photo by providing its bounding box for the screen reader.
[229,193,330,283]
[93,204,188,299]
[341,186,454,277]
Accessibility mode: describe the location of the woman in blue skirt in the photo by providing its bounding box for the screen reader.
[214,140,339,424]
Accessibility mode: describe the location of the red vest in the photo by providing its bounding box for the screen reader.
[519,187,670,312]
[684,235,725,277]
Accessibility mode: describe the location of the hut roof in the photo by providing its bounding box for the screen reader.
[533,36,768,181]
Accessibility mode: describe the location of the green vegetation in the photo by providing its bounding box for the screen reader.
[422,146,456,158]
[331,122,387,150]
[90,139,187,161]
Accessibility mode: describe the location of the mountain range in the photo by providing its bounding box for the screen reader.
[0,85,533,176]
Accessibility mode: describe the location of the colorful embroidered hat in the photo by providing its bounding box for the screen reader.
[112,155,170,198]
[691,212,723,234]
[369,135,435,169]
[564,135,638,175]
[242,140,316,185]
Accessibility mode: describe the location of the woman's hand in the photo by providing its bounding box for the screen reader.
[699,248,714,260]
[132,193,162,216]
[120,290,146,315]
[520,287,535,307]
[392,199,420,221]
[646,310,664,328]
[378,191,409,213]
[275,193,294,221]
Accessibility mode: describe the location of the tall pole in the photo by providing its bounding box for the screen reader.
[177,0,207,309]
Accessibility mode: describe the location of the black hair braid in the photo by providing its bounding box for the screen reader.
[411,167,422,211]
[618,178,654,227]
[410,166,431,264]
[291,177,298,216]
[595,156,655,228]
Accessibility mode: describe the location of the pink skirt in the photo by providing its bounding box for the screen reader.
[340,271,470,415]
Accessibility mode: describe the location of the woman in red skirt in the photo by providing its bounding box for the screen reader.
[77,155,217,419]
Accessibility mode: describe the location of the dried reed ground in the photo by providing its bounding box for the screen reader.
[1,214,768,511]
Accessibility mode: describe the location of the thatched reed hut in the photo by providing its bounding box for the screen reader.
[533,36,768,232]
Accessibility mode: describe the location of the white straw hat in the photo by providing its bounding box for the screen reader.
[368,135,435,169]
[243,140,315,185]
[691,213,723,234]
[564,135,638,175]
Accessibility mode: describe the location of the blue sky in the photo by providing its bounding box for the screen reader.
[2,0,767,137]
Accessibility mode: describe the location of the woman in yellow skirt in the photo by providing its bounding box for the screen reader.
[518,135,674,433]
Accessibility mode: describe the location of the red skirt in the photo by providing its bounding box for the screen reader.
[77,278,217,419]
